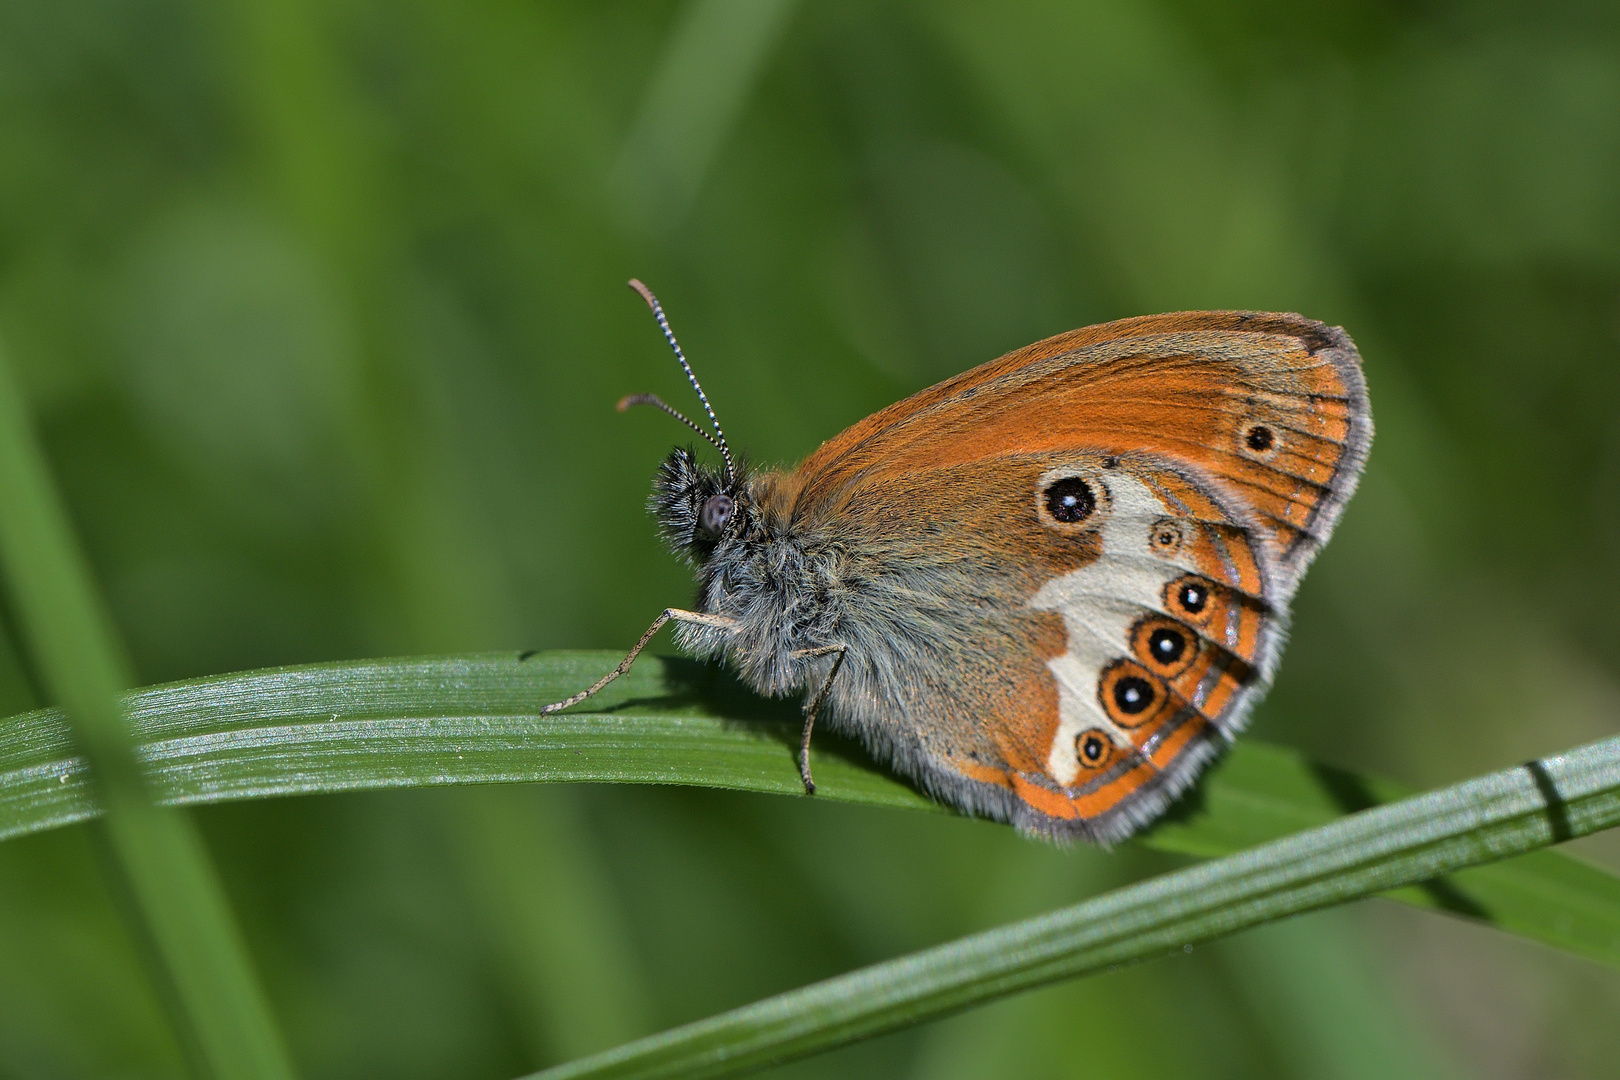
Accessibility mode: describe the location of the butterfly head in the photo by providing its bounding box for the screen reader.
[620,280,758,565]
[649,446,755,564]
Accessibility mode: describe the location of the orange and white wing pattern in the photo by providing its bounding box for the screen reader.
[781,312,1368,841]
[1010,452,1283,838]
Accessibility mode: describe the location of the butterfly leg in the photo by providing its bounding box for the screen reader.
[791,644,848,795]
[539,608,737,714]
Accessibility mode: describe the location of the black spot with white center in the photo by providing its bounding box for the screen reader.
[1044,477,1095,523]
[1113,676,1155,715]
[1178,582,1208,613]
[1079,732,1108,765]
[1245,425,1275,452]
[1149,627,1186,664]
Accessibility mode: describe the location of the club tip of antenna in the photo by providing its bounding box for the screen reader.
[627,279,656,309]
[616,393,647,412]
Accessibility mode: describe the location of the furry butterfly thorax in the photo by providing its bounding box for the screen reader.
[547,283,1372,845]
[649,447,864,701]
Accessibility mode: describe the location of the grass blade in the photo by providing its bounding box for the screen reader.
[1143,740,1620,968]
[610,0,801,228]
[0,343,296,1080]
[524,735,1620,1080]
[0,651,1616,972]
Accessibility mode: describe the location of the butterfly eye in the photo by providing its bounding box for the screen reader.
[698,494,734,535]
[1041,477,1095,524]
[1076,729,1113,769]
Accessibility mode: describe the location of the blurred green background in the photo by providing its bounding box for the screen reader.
[1,0,1619,1077]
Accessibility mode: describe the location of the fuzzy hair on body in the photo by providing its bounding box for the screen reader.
[652,446,1049,833]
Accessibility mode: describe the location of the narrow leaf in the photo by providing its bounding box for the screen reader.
[524,735,1620,1080]
[0,341,296,1080]
[1,651,1616,972]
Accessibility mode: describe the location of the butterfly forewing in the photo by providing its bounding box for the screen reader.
[792,311,1369,591]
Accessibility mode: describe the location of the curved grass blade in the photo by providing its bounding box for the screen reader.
[1,651,1617,970]
[525,735,1620,1080]
[0,341,297,1079]
[1143,741,1620,968]
[0,652,935,840]
[611,0,801,228]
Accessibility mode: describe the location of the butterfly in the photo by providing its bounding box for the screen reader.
[545,280,1371,843]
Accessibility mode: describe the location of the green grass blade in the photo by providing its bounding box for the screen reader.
[0,343,297,1080]
[525,735,1620,1080]
[611,0,801,227]
[1144,740,1620,967]
[0,651,1616,973]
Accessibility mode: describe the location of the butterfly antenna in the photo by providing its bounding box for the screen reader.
[616,393,727,458]
[627,279,736,483]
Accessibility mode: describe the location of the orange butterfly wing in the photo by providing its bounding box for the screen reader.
[788,311,1368,590]
[773,312,1368,841]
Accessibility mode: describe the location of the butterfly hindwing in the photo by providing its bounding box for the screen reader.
[780,445,1286,841]
[1008,453,1285,839]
